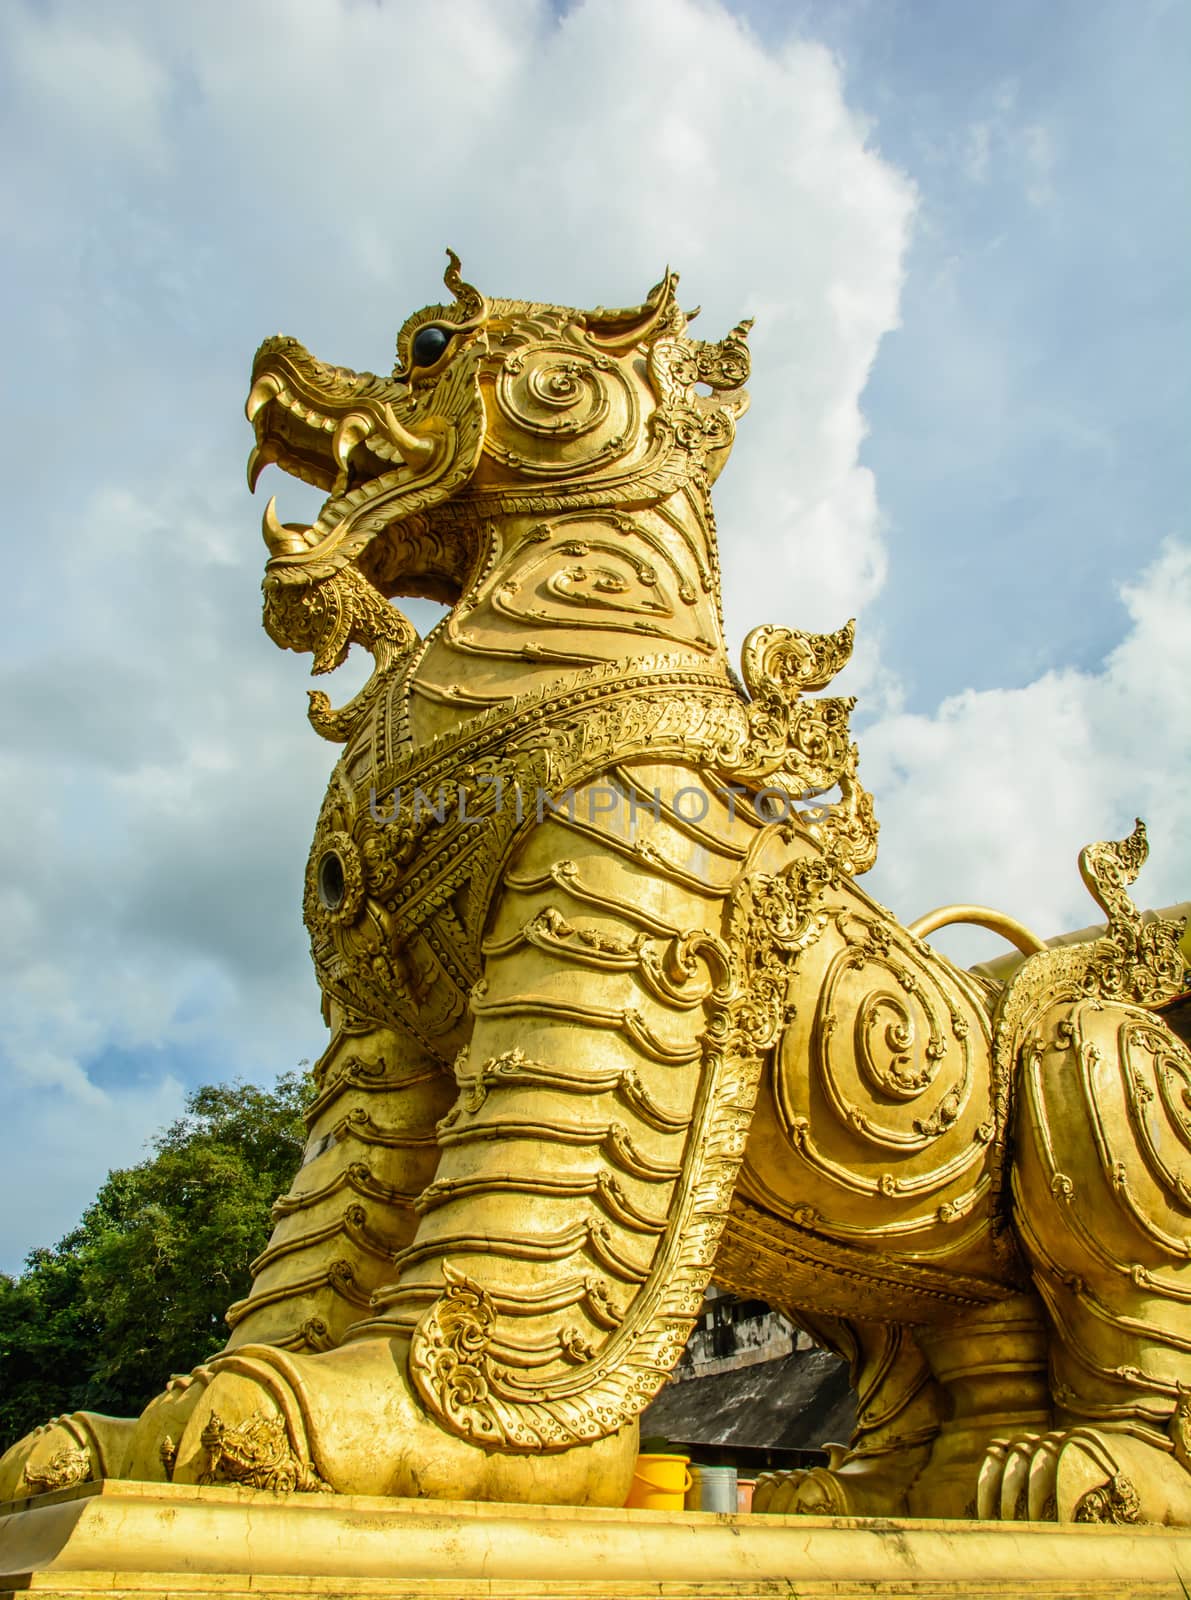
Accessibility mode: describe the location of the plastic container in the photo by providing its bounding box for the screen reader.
[624,1452,692,1510]
[685,1463,738,1512]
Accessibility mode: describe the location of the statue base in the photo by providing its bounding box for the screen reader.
[2,1479,1188,1598]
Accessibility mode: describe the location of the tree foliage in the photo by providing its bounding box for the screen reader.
[0,1072,310,1454]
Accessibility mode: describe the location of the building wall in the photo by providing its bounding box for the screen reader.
[671,1289,810,1382]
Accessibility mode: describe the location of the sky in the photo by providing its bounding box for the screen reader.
[0,0,1187,1273]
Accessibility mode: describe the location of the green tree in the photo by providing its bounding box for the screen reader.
[0,1071,311,1454]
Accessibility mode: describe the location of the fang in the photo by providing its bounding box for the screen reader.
[246,373,282,423]
[381,403,437,470]
[247,444,273,493]
[261,495,311,557]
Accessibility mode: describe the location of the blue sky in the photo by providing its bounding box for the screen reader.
[0,0,1187,1272]
[837,0,1189,701]
[735,0,1191,704]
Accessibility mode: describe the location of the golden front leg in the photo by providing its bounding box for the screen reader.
[222,1024,453,1356]
[0,1024,455,1500]
[754,1314,943,1517]
[164,767,755,1502]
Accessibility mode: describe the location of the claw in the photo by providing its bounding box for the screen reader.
[246,373,282,423]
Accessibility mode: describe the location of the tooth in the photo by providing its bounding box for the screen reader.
[381,403,436,469]
[245,373,282,423]
[261,495,285,551]
[332,412,372,476]
[247,443,273,493]
[261,495,310,557]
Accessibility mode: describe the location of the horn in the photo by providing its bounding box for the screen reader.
[584,268,683,349]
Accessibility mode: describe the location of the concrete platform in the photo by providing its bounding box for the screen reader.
[2,1478,1189,1598]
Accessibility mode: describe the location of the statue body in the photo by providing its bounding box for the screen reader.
[3,259,1190,1528]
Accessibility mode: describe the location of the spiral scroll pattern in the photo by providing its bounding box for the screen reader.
[763,897,999,1262]
[489,344,638,477]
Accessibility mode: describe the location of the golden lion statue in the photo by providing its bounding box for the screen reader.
[4,256,1190,1526]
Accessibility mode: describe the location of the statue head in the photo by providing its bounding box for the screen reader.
[247,251,751,623]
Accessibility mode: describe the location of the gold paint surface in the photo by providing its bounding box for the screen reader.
[1,258,1189,1542]
[3,1479,1191,1597]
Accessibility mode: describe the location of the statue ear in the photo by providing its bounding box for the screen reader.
[693,319,754,391]
[583,268,682,349]
[440,248,487,330]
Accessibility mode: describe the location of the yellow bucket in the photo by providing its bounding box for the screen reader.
[624,1452,692,1510]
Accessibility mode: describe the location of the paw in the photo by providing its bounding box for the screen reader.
[170,1337,637,1504]
[753,1467,823,1515]
[753,1458,909,1517]
[0,1412,130,1503]
[170,1351,325,1492]
[122,1365,217,1482]
[976,1431,1059,1520]
[978,1426,1191,1523]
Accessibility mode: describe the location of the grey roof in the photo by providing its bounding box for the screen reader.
[641,1347,855,1453]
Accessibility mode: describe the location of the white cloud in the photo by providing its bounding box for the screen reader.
[957,78,1059,210]
[1,12,171,172]
[862,540,1191,962]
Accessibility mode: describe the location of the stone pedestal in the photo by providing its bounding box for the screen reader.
[2,1479,1188,1598]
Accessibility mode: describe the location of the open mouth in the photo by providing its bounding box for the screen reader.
[245,334,469,579]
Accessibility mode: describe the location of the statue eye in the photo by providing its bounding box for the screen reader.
[411,325,451,368]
